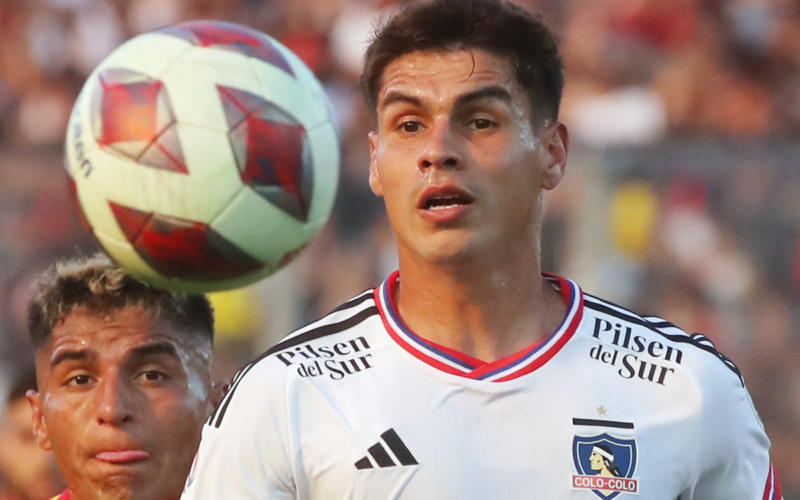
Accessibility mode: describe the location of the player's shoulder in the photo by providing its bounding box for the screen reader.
[581,291,744,390]
[208,288,383,427]
[579,292,773,496]
[247,288,381,373]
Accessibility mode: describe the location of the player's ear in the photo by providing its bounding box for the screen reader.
[26,390,52,451]
[540,121,568,191]
[209,380,229,413]
[368,131,384,197]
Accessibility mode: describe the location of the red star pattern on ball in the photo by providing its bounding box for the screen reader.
[218,85,313,222]
[109,201,264,280]
[94,69,188,174]
[157,21,295,77]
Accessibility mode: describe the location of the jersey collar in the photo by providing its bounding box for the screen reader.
[374,271,583,382]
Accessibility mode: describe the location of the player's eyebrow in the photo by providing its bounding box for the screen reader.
[50,349,94,369]
[378,91,423,112]
[452,85,513,109]
[379,85,513,112]
[130,342,180,360]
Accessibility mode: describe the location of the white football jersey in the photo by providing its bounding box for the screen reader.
[182,273,782,500]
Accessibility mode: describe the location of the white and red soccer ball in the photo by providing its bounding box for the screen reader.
[65,21,339,293]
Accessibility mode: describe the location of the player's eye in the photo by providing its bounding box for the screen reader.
[400,121,423,133]
[472,118,495,130]
[140,370,167,382]
[67,374,92,386]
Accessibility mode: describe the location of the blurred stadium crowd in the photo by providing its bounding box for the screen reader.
[1,0,800,497]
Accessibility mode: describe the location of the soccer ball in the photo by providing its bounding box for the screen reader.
[64,21,339,293]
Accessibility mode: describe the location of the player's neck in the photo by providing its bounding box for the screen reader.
[394,252,566,363]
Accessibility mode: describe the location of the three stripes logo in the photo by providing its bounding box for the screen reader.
[354,428,418,469]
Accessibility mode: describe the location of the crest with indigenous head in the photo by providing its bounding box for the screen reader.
[571,419,639,499]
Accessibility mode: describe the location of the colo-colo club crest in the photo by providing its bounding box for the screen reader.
[571,418,639,499]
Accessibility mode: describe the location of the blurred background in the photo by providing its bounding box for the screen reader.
[0,0,799,497]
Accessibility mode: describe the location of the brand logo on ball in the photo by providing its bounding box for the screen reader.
[571,419,639,499]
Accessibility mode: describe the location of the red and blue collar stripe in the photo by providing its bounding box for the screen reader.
[374,271,583,382]
[763,462,783,500]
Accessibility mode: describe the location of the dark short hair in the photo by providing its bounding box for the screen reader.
[27,254,214,349]
[361,0,564,122]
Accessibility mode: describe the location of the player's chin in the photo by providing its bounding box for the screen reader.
[100,473,180,500]
[89,471,143,500]
[92,456,161,482]
[418,234,482,266]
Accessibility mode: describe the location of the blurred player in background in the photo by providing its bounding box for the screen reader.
[182,0,782,498]
[25,254,226,500]
[0,368,63,500]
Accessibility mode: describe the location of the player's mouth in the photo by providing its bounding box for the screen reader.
[95,450,150,464]
[425,196,471,210]
[418,187,474,221]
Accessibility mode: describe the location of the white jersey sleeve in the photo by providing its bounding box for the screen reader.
[181,357,296,500]
[674,334,780,500]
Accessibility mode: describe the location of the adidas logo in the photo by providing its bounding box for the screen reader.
[354,428,418,469]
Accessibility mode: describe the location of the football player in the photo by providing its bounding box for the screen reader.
[182,0,782,498]
[25,255,226,500]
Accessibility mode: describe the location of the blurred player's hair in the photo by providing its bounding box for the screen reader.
[6,366,37,404]
[27,253,214,349]
[361,0,564,123]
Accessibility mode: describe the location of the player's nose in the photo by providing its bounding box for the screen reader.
[95,373,135,426]
[417,117,463,171]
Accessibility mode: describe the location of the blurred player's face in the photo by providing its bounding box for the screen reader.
[0,396,63,500]
[369,49,567,267]
[27,306,216,500]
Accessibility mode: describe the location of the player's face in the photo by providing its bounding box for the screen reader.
[28,306,215,500]
[369,49,567,266]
